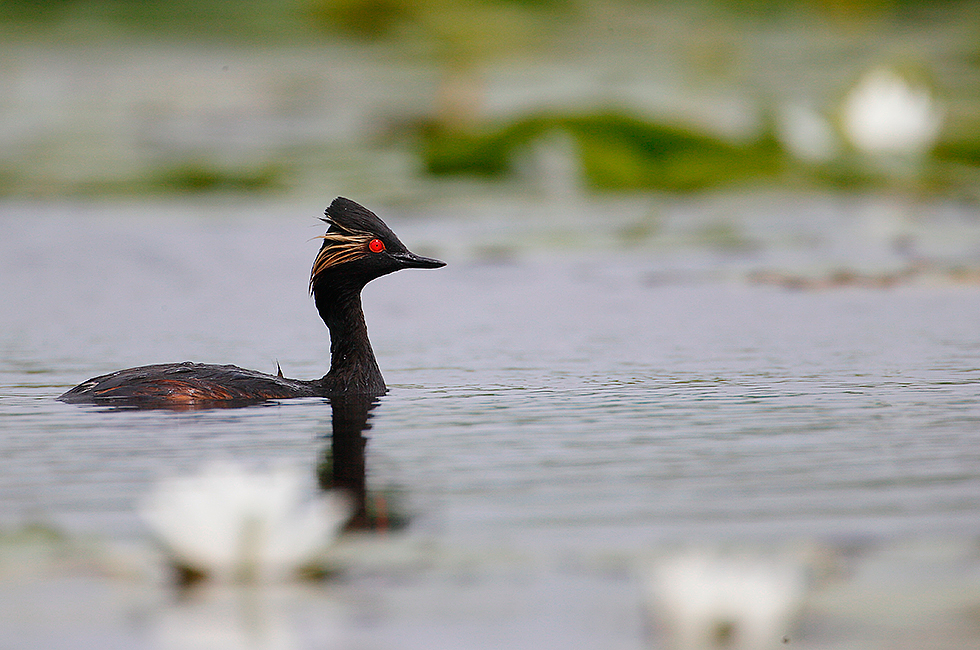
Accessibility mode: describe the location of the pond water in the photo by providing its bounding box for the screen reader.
[2,195,980,648]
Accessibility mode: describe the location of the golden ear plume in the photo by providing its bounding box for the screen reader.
[309,229,374,293]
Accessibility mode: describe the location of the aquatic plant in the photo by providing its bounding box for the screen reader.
[421,112,786,192]
[141,463,351,583]
[149,162,286,193]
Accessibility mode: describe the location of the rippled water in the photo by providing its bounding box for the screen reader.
[2,196,980,648]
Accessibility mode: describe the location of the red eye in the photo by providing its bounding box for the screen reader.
[368,239,385,253]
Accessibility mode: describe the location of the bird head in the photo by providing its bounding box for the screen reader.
[310,197,444,294]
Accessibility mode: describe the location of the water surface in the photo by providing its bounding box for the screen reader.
[2,196,980,648]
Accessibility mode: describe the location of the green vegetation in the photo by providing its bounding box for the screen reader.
[0,0,963,41]
[0,0,976,197]
[419,109,980,195]
[148,163,286,194]
[422,112,787,192]
[935,135,980,168]
[0,162,288,198]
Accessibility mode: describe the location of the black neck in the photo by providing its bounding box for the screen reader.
[315,285,386,395]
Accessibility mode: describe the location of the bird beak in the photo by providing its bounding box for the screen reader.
[393,251,446,269]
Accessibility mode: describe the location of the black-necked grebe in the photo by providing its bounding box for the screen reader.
[59,197,445,407]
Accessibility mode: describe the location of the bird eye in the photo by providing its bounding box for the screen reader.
[368,239,385,253]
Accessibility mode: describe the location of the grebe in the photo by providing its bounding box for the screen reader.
[59,197,445,407]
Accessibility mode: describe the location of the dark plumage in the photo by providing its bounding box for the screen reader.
[59,197,444,408]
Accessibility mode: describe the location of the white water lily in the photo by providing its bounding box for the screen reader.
[842,68,942,158]
[647,548,809,649]
[141,463,351,583]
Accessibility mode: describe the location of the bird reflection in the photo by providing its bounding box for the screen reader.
[140,394,403,587]
[319,394,403,531]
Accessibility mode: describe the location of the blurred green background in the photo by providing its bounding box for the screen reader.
[0,0,978,199]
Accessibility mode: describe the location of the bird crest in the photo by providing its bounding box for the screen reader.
[309,198,398,293]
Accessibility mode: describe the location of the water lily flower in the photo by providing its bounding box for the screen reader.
[141,463,351,583]
[841,68,942,158]
[647,548,809,649]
